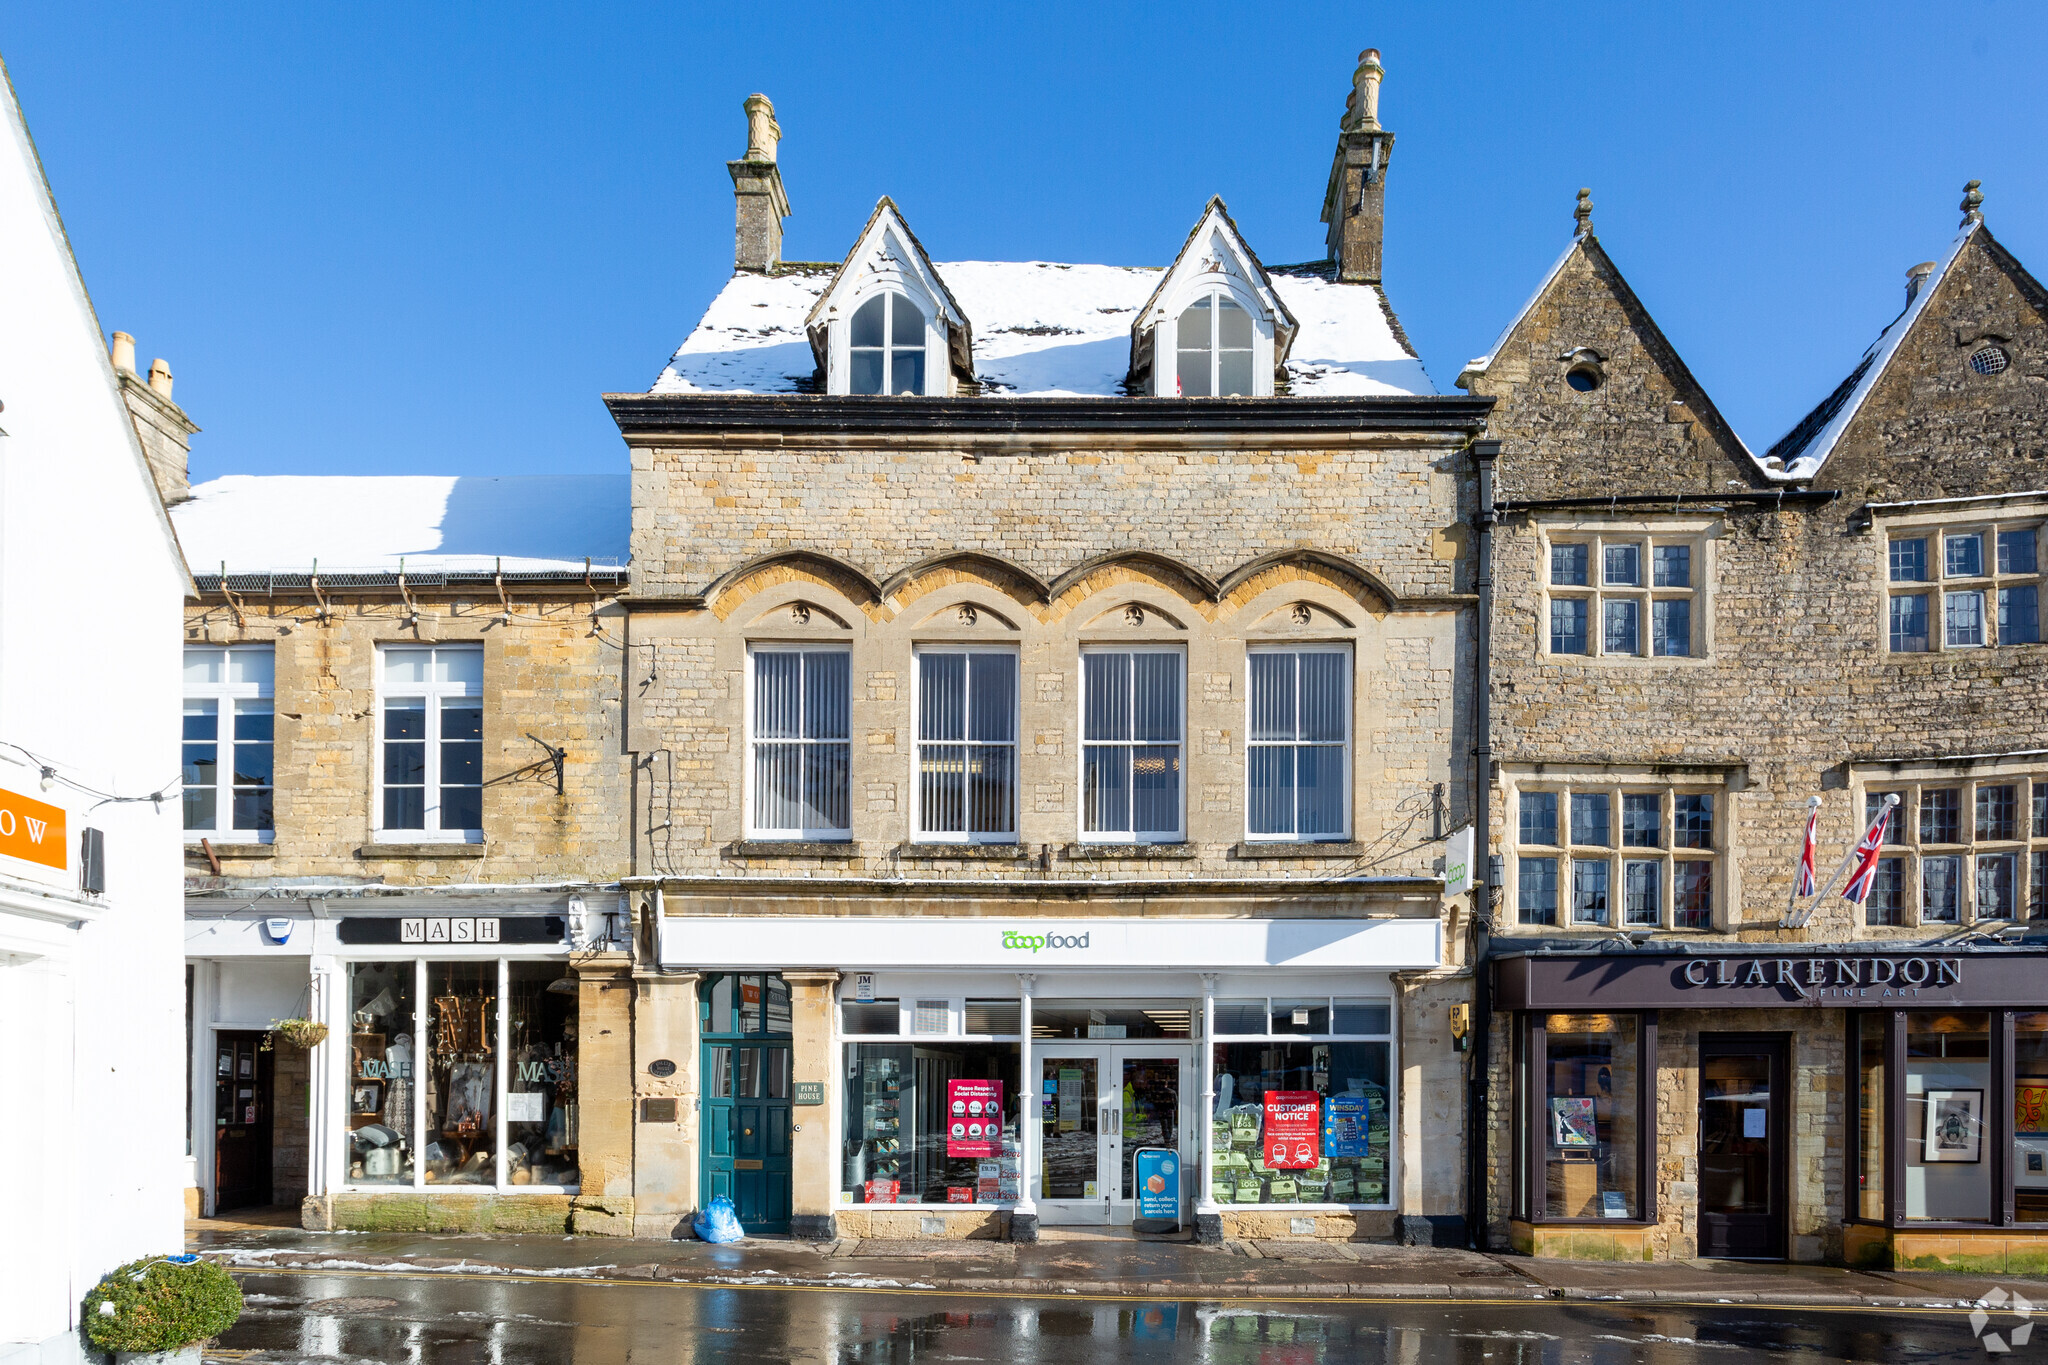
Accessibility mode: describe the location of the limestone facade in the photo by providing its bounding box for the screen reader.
[1468,201,2048,1265]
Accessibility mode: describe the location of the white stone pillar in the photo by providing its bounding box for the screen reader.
[1014,973,1037,1236]
[1197,975,1218,1225]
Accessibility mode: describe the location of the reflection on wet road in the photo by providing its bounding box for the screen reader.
[215,1270,1989,1364]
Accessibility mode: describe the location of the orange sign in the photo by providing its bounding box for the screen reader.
[2017,1082,2048,1135]
[0,787,65,870]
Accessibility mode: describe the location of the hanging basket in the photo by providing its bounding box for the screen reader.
[272,1018,330,1050]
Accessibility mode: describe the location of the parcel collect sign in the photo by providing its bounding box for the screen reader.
[0,786,65,871]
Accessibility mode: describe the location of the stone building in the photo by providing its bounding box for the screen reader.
[607,56,1488,1243]
[1465,185,2048,1268]
[172,469,643,1234]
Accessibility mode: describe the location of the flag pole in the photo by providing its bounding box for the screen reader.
[1786,795,1821,916]
[1813,793,1901,905]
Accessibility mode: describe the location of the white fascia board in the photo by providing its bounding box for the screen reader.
[661,915,1441,972]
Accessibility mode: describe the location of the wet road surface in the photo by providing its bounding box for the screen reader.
[213,1268,2005,1363]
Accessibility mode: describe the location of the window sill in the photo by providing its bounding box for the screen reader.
[895,842,1028,861]
[356,843,489,860]
[1064,842,1197,860]
[724,840,861,859]
[1231,841,1366,860]
[186,842,275,860]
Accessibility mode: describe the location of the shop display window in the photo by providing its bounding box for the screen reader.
[840,1042,1019,1206]
[1903,1013,1991,1222]
[1210,1042,1391,1207]
[427,962,498,1185]
[346,963,416,1186]
[2018,1014,2048,1222]
[505,962,579,1188]
[343,955,580,1193]
[1856,1014,1885,1221]
[1535,1014,1642,1221]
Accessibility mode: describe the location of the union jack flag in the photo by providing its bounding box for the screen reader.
[1841,802,1895,905]
[1795,805,1819,898]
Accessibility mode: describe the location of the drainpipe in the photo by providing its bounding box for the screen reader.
[1466,438,1500,1250]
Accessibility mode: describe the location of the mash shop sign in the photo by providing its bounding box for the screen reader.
[1498,949,2047,1011]
[0,786,65,872]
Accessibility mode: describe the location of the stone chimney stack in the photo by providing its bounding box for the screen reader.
[1321,48,1396,284]
[728,93,790,272]
[109,331,199,506]
[1905,261,1937,303]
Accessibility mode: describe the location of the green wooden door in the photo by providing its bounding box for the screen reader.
[701,1039,793,1232]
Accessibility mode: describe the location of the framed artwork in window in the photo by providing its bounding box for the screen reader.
[351,1081,384,1117]
[1922,1088,1983,1163]
[1551,1096,1598,1149]
[2015,1081,2048,1134]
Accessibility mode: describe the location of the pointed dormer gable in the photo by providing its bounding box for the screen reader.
[1129,197,1299,397]
[804,197,973,395]
[1457,190,1758,498]
[1762,190,2046,493]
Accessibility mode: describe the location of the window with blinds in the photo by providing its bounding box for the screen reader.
[916,649,1017,842]
[1080,647,1184,842]
[1246,646,1350,841]
[748,647,851,839]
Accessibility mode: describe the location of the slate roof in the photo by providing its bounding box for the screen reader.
[172,474,630,580]
[1754,222,1977,481]
[652,258,1434,398]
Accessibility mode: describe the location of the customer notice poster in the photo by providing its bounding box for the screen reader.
[1263,1090,1321,1170]
[947,1079,1003,1158]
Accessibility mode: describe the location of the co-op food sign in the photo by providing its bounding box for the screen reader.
[1001,930,1090,954]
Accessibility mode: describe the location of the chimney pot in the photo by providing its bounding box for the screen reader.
[1323,46,1394,283]
[1905,261,1937,303]
[728,93,790,272]
[110,331,136,374]
[147,358,174,399]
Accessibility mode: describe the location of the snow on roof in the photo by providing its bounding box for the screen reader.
[172,475,630,576]
[652,260,1432,397]
[1756,222,1978,482]
[1456,234,1582,385]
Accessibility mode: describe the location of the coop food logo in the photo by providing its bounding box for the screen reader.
[1000,931,1090,953]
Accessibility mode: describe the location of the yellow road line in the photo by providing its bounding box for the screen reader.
[220,1263,1994,1316]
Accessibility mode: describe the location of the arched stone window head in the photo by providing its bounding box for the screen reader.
[850,292,927,395]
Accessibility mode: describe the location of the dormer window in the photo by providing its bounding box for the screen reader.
[1176,293,1255,397]
[850,292,926,395]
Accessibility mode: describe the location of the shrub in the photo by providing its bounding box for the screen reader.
[81,1255,242,1354]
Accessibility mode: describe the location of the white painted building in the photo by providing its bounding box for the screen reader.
[0,60,194,1365]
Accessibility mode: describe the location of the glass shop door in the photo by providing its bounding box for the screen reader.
[1036,1048,1108,1224]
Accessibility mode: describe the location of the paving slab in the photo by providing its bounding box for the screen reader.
[182,1222,2048,1306]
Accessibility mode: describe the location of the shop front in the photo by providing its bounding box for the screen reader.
[1493,944,2048,1270]
[648,910,1448,1243]
[185,894,633,1233]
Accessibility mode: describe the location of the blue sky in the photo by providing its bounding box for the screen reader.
[7,3,2042,481]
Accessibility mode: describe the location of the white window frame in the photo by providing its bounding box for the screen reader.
[1209,994,1397,1210]
[1539,522,1712,662]
[911,645,1020,845]
[1243,643,1352,843]
[1504,774,1727,932]
[1163,284,1271,397]
[744,644,853,842]
[829,282,946,397]
[333,953,580,1196]
[374,643,484,843]
[1077,645,1186,844]
[1883,519,2044,655]
[183,644,276,842]
[1852,769,2048,928]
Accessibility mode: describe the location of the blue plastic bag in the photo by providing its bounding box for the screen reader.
[693,1195,745,1243]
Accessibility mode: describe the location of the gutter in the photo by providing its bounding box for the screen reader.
[1493,491,1838,515]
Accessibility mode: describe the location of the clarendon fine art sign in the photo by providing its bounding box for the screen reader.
[1497,950,2048,1011]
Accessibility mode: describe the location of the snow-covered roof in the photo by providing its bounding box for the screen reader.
[652,259,1433,398]
[172,475,629,577]
[1456,234,1581,385]
[1757,222,1978,482]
